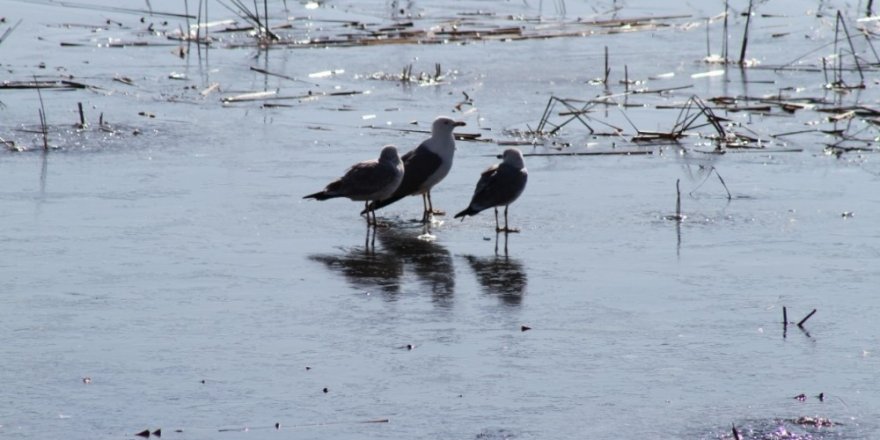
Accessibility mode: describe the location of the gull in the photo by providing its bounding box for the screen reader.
[304,145,404,226]
[454,148,528,233]
[365,116,466,223]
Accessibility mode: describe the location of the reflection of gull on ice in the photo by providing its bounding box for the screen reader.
[309,225,455,306]
[309,246,404,295]
[463,252,528,306]
[376,226,455,306]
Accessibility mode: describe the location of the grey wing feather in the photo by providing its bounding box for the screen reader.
[467,164,526,212]
[367,143,441,211]
[340,161,396,199]
[472,164,501,200]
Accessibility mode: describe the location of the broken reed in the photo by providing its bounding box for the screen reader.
[674,179,682,220]
[782,306,817,338]
[217,0,279,42]
[77,102,86,128]
[630,95,730,145]
[831,10,865,88]
[399,63,442,84]
[705,0,752,66]
[722,0,729,61]
[797,309,817,327]
[663,179,685,222]
[34,75,49,151]
[738,0,753,65]
[604,45,610,91]
[0,18,22,47]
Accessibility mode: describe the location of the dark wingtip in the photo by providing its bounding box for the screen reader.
[367,194,404,213]
[305,191,336,201]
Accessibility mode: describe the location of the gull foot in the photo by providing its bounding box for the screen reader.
[496,227,521,234]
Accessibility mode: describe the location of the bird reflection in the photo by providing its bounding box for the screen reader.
[308,243,404,295]
[464,237,528,306]
[308,223,455,306]
[375,225,455,307]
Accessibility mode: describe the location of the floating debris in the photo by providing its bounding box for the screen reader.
[790,416,835,427]
[308,69,344,79]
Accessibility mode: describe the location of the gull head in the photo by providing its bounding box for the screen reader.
[431,116,466,138]
[501,148,526,169]
[378,145,401,164]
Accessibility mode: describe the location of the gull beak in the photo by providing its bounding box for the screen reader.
[454,121,467,127]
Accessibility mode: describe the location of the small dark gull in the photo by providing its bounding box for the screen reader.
[365,116,466,223]
[454,148,528,233]
[304,145,404,226]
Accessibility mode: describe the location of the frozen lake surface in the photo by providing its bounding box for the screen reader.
[2,0,880,438]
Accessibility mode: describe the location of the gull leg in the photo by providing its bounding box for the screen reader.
[364,222,377,253]
[427,191,445,216]
[364,221,371,249]
[494,207,501,232]
[501,205,520,233]
[368,202,389,228]
[363,201,372,227]
[420,193,430,223]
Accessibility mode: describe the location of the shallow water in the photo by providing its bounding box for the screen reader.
[2,1,880,439]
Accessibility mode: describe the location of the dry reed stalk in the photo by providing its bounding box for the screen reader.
[219,418,389,432]
[675,179,681,218]
[738,0,753,65]
[722,0,729,62]
[603,45,610,90]
[689,166,732,200]
[664,179,685,222]
[797,309,817,327]
[833,11,865,87]
[33,76,49,151]
[45,2,193,18]
[515,150,652,157]
[249,66,315,84]
[0,18,22,46]
[76,102,86,128]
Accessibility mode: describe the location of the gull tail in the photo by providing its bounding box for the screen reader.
[305,181,345,201]
[303,191,338,201]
